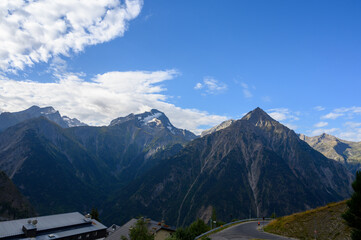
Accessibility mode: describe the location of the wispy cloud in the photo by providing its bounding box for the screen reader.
[321,112,344,120]
[314,106,325,111]
[311,128,339,136]
[314,121,328,128]
[194,77,227,95]
[0,70,226,134]
[266,108,300,130]
[0,0,143,72]
[322,107,361,120]
[240,82,253,98]
[267,108,300,122]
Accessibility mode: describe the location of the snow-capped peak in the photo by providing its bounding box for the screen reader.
[142,112,163,125]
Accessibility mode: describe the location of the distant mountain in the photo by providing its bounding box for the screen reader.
[300,133,361,173]
[200,119,235,137]
[0,109,196,216]
[0,170,36,220]
[67,109,197,182]
[0,106,87,132]
[0,117,115,214]
[103,107,353,227]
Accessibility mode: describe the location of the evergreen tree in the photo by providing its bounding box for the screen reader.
[342,171,361,240]
[129,218,154,240]
[90,208,100,221]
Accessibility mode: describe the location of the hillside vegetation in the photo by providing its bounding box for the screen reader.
[264,200,351,240]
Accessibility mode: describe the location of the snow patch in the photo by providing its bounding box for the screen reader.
[142,113,162,124]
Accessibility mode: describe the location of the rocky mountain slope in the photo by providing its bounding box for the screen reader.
[0,117,115,214]
[0,105,86,132]
[0,109,196,215]
[300,133,361,173]
[67,109,196,182]
[103,107,353,227]
[200,119,235,137]
[0,171,36,220]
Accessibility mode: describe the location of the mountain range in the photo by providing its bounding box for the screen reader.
[299,133,361,173]
[0,106,86,132]
[101,108,353,226]
[0,107,196,216]
[0,106,354,227]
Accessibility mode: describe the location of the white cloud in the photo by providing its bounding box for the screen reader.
[194,82,203,90]
[321,112,344,120]
[0,70,227,134]
[267,108,300,122]
[240,82,252,98]
[284,123,298,130]
[314,121,328,128]
[311,128,339,136]
[0,0,143,72]
[194,77,227,95]
[345,122,361,128]
[314,106,325,111]
[322,107,361,120]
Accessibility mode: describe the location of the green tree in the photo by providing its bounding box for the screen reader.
[342,171,361,240]
[129,218,154,240]
[166,219,210,240]
[90,207,100,221]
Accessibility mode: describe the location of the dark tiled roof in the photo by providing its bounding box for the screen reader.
[0,212,107,240]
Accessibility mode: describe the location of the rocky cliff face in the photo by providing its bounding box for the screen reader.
[0,109,196,215]
[200,119,235,137]
[0,171,36,220]
[0,106,86,132]
[0,117,115,214]
[300,133,361,173]
[103,107,353,227]
[67,109,197,182]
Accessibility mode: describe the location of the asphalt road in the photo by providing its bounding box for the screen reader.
[209,221,295,240]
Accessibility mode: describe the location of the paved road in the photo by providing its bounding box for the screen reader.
[209,221,295,240]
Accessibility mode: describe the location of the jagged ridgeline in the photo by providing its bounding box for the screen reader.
[0,106,196,216]
[0,106,353,227]
[102,108,353,226]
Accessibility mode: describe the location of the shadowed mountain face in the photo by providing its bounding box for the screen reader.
[300,133,361,173]
[67,109,197,182]
[103,107,353,227]
[0,106,86,132]
[0,171,36,220]
[0,109,196,215]
[0,117,115,214]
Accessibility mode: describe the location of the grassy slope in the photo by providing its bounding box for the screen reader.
[264,200,351,240]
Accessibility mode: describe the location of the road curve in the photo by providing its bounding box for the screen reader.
[209,221,294,240]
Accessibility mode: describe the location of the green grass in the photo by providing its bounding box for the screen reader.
[264,200,351,240]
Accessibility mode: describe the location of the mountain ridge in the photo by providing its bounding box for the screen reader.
[0,106,87,132]
[102,107,353,226]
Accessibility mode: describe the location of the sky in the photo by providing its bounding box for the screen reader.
[0,0,360,140]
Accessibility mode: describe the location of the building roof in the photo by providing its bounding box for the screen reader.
[0,212,107,240]
[105,218,175,240]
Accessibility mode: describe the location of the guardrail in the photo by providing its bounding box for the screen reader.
[194,218,273,239]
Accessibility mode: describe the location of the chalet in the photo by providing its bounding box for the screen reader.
[0,212,107,240]
[106,218,175,240]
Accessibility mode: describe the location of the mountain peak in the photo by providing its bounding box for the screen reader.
[0,106,86,131]
[242,107,275,124]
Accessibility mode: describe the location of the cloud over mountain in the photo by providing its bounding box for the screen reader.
[0,70,226,134]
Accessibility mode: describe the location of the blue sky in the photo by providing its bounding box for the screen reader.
[0,0,360,140]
